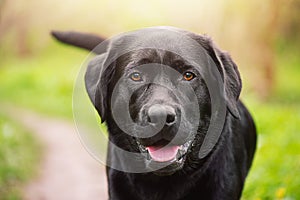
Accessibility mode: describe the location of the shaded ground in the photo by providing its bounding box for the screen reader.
[4,107,108,200]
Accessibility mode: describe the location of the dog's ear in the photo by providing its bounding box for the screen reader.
[216,51,242,119]
[85,53,113,123]
[51,31,107,54]
[195,36,242,119]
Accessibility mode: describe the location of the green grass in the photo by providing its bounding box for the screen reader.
[0,113,41,200]
[241,48,300,200]
[0,42,90,119]
[241,99,300,200]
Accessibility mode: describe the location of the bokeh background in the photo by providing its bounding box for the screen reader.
[0,0,300,199]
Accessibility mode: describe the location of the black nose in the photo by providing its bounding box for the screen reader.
[147,105,177,126]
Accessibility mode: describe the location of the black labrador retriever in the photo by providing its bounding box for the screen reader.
[52,27,256,200]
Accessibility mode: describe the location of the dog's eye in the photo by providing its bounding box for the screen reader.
[130,72,143,81]
[183,71,195,81]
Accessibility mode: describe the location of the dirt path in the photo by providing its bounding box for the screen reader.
[5,107,108,200]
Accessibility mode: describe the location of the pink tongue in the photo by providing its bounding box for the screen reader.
[146,145,180,162]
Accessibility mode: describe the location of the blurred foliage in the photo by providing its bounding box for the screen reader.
[0,43,88,118]
[1,0,299,97]
[0,113,41,200]
[0,0,300,199]
[242,100,300,199]
[241,40,300,199]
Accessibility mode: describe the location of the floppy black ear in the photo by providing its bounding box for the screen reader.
[51,31,107,54]
[85,53,112,122]
[216,50,242,119]
[194,35,242,119]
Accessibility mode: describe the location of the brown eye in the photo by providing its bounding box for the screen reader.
[183,71,195,81]
[130,72,142,81]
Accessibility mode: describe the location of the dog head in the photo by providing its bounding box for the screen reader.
[53,27,241,175]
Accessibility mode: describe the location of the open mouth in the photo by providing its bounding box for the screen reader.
[137,140,193,164]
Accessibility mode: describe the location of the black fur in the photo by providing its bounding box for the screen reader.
[51,31,106,54]
[52,27,256,200]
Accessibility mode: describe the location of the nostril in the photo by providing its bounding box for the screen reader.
[147,115,152,123]
[166,114,176,125]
